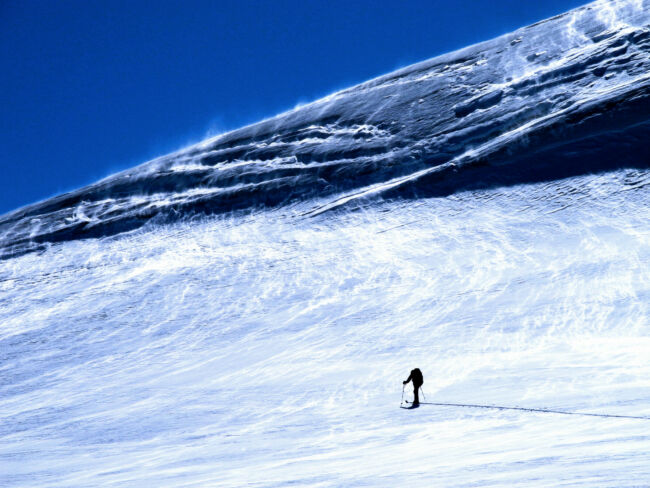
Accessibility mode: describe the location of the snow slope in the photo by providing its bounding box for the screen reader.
[2,0,650,258]
[1,1,650,486]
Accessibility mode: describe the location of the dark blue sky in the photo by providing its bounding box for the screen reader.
[1,0,587,214]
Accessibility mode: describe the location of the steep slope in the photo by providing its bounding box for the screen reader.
[2,2,650,487]
[1,0,650,258]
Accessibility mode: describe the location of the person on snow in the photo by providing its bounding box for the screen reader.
[403,367,423,405]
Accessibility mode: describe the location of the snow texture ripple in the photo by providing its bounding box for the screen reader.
[1,1,650,487]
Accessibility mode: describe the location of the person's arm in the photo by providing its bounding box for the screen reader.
[403,372,412,385]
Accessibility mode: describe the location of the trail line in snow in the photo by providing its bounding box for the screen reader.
[403,402,650,420]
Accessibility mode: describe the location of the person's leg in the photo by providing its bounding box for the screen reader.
[413,386,419,404]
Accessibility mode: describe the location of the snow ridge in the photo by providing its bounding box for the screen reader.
[1,0,650,258]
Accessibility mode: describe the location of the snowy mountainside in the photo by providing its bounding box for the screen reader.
[2,0,650,258]
[1,1,650,487]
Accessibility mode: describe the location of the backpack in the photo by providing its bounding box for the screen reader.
[412,368,423,385]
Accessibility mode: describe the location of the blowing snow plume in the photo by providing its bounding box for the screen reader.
[2,0,650,259]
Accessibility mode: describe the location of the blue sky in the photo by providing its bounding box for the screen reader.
[0,0,587,215]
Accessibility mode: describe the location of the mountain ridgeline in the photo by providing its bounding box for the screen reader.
[2,0,650,258]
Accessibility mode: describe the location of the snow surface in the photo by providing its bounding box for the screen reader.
[1,0,650,486]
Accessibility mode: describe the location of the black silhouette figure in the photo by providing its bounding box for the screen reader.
[403,368,423,405]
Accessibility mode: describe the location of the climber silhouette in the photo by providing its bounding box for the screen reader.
[403,368,423,405]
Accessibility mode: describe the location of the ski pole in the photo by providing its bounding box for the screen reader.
[401,384,405,405]
[420,386,426,402]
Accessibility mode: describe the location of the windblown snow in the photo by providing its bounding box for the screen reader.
[1,1,650,486]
